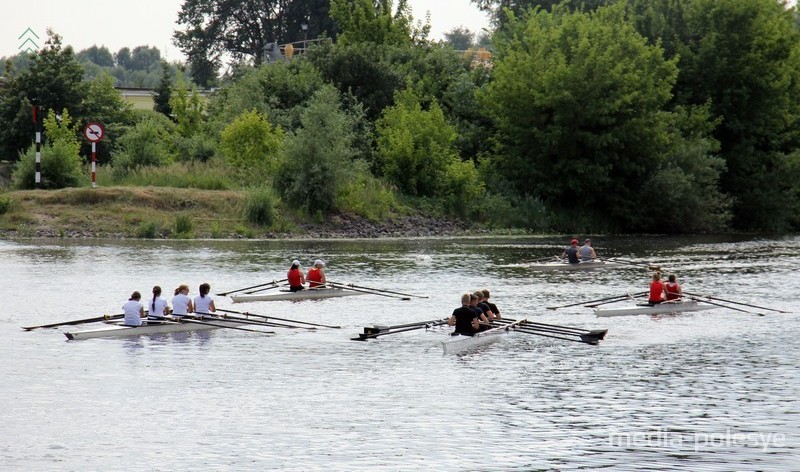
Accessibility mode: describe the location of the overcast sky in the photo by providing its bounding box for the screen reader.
[2,0,490,61]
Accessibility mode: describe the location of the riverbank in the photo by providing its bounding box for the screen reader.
[0,187,478,239]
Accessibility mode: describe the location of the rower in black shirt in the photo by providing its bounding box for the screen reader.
[468,292,492,330]
[448,293,480,336]
[474,290,496,323]
[481,289,501,320]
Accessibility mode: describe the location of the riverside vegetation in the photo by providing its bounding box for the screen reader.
[2,0,800,238]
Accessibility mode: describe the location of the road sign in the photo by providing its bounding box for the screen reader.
[83,122,105,142]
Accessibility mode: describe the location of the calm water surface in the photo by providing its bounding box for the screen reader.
[0,235,798,471]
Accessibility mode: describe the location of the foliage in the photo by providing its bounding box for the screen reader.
[443,26,476,50]
[81,73,137,165]
[276,86,360,213]
[377,88,480,202]
[172,133,217,162]
[330,0,418,46]
[173,213,194,237]
[116,46,161,71]
[0,194,12,215]
[174,0,336,77]
[243,186,278,226]
[471,0,613,27]
[76,45,115,67]
[219,110,284,182]
[169,72,205,137]
[337,160,397,220]
[153,61,173,117]
[111,116,175,178]
[105,161,233,190]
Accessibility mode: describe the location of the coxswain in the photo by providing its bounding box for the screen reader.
[562,238,580,264]
[307,259,327,288]
[648,272,665,305]
[288,260,306,292]
[579,238,597,262]
[171,284,194,317]
[481,289,501,320]
[448,293,480,336]
[122,291,145,327]
[148,285,170,320]
[194,283,216,317]
[664,274,682,301]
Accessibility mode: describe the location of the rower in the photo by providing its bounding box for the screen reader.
[664,274,682,300]
[288,259,306,292]
[562,238,580,264]
[474,290,497,322]
[122,291,145,327]
[147,285,170,320]
[171,284,194,317]
[648,272,665,305]
[579,238,597,262]
[194,283,216,317]
[307,259,327,288]
[448,293,480,336]
[468,292,491,329]
[482,289,501,320]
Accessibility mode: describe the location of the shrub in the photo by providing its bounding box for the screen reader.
[13,140,86,189]
[137,220,160,238]
[111,117,175,178]
[219,110,284,183]
[174,214,193,237]
[243,186,277,227]
[0,194,12,214]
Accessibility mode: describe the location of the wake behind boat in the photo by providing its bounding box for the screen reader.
[594,300,714,317]
[230,287,365,303]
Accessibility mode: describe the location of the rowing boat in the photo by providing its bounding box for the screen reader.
[230,287,365,303]
[527,259,622,271]
[442,319,526,354]
[64,318,245,340]
[594,300,714,317]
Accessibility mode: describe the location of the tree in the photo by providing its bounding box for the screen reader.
[81,73,137,165]
[219,110,285,181]
[471,0,613,28]
[127,46,161,71]
[111,115,176,178]
[76,45,115,67]
[12,109,85,189]
[174,0,336,70]
[444,26,475,50]
[115,47,132,68]
[330,0,417,46]
[169,72,205,137]
[153,61,173,117]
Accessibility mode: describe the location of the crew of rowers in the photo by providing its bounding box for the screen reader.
[287,259,328,291]
[448,289,501,336]
[562,238,597,264]
[648,272,682,305]
[122,283,216,327]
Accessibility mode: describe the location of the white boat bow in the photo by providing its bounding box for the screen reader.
[231,287,365,303]
[595,300,714,317]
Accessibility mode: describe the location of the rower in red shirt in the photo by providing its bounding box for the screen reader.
[307,259,327,288]
[287,260,306,292]
[664,274,682,301]
[648,272,665,304]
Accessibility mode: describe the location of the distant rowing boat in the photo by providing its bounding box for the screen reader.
[594,300,713,317]
[442,319,526,354]
[65,317,245,340]
[527,259,622,271]
[230,287,366,303]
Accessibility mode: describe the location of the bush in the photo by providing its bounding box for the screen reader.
[337,162,397,220]
[219,110,284,183]
[0,194,12,214]
[172,133,217,162]
[174,214,193,237]
[111,117,175,178]
[13,140,86,189]
[243,186,277,227]
[137,220,160,238]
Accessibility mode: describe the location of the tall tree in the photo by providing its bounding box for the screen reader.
[330,0,417,46]
[174,0,335,70]
[76,45,115,67]
[443,26,475,50]
[153,61,173,117]
[471,0,612,27]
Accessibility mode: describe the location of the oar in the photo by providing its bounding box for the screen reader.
[243,283,289,295]
[364,318,448,335]
[497,321,608,340]
[684,291,788,314]
[546,292,648,311]
[606,258,662,271]
[215,308,341,329]
[686,297,765,316]
[23,313,124,331]
[352,320,449,341]
[214,313,316,330]
[326,281,411,300]
[181,314,275,335]
[216,279,288,297]
[585,291,649,308]
[509,327,601,345]
[529,255,561,263]
[496,318,606,338]
[330,281,428,299]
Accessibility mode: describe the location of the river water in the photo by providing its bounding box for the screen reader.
[0,235,797,471]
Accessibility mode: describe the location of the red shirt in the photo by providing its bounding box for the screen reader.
[665,282,681,300]
[287,268,303,287]
[307,267,324,287]
[649,281,664,303]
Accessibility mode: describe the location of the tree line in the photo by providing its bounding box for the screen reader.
[0,0,798,233]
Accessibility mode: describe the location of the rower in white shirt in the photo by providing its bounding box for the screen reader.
[193,283,216,317]
[171,284,194,317]
[147,285,170,320]
[122,291,145,326]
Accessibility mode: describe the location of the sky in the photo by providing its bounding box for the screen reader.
[1,0,491,61]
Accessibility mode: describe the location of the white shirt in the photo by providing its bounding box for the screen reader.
[172,293,192,315]
[194,295,214,315]
[122,300,143,326]
[148,296,169,318]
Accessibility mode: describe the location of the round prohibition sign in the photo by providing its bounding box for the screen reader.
[83,122,105,142]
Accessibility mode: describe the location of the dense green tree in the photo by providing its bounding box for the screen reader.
[174,0,335,72]
[80,73,137,166]
[219,110,285,181]
[443,26,476,50]
[153,61,173,117]
[482,4,729,230]
[12,109,85,189]
[115,47,132,68]
[276,85,362,214]
[330,0,417,46]
[169,73,205,137]
[471,0,613,27]
[111,115,176,178]
[76,45,115,67]
[127,46,161,71]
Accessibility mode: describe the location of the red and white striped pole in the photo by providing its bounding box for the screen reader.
[91,141,97,188]
[83,122,105,187]
[33,104,41,188]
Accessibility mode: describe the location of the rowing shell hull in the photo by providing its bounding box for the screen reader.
[65,319,243,340]
[231,288,365,303]
[595,300,713,317]
[528,260,622,271]
[442,327,508,354]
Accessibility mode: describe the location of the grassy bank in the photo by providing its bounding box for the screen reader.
[0,187,270,238]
